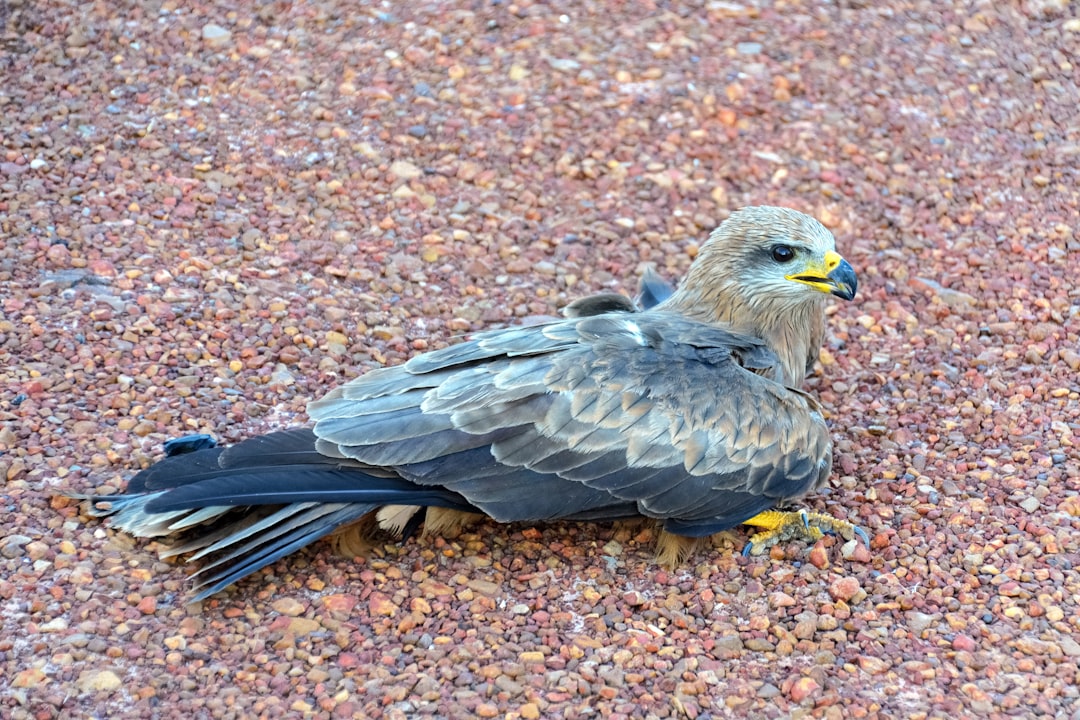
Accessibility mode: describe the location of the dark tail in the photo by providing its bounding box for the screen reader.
[73,428,477,602]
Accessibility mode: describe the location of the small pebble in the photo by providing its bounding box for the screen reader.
[829,577,864,603]
[1,535,31,558]
[201,23,232,48]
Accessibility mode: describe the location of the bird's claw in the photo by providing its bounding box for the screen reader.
[740,509,868,557]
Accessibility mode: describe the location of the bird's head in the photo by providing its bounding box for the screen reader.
[656,206,857,386]
[674,206,857,315]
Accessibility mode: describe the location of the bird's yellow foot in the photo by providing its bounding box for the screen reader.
[741,509,869,557]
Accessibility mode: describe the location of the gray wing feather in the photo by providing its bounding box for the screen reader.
[316,406,453,445]
[311,310,831,533]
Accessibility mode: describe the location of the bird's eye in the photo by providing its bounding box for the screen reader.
[771,245,796,263]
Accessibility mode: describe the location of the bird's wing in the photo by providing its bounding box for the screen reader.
[560,265,676,318]
[562,292,639,318]
[308,311,832,536]
[637,265,675,308]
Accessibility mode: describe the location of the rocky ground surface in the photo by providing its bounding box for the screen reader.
[2,0,1079,718]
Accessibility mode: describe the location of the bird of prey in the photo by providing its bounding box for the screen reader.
[72,206,860,601]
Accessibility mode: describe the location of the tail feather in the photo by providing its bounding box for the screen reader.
[158,506,282,558]
[189,502,356,574]
[166,505,236,532]
[74,429,487,601]
[123,448,233,495]
[69,491,228,538]
[188,503,377,602]
[126,429,333,494]
[142,470,477,514]
[185,502,326,562]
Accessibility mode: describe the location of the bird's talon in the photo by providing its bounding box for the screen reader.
[740,509,868,559]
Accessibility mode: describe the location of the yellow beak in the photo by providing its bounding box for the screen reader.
[786,251,858,300]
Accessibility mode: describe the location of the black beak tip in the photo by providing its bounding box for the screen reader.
[828,259,858,301]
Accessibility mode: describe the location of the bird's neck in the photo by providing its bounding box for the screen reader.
[662,283,826,388]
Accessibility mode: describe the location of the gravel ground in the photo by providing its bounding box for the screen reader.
[2,0,1079,718]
